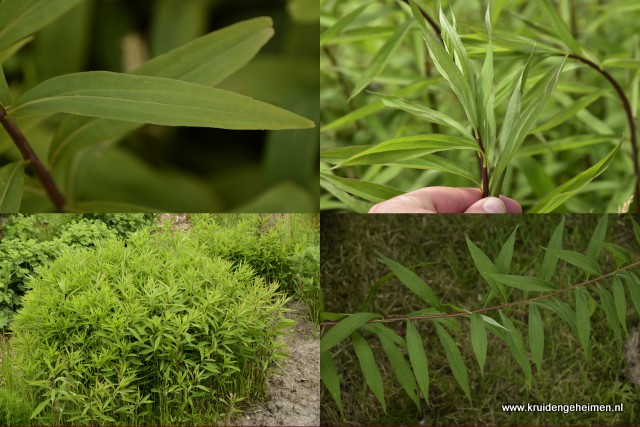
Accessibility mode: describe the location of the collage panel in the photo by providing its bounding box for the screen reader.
[0,213,320,426]
[321,214,640,426]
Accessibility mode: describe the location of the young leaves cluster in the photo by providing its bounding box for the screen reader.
[320,215,640,413]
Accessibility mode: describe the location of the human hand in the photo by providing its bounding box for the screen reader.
[369,187,522,213]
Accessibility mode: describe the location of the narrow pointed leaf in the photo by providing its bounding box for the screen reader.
[575,287,591,361]
[465,235,507,301]
[469,313,487,375]
[320,351,342,412]
[375,327,420,408]
[377,94,474,139]
[350,20,413,100]
[481,314,510,331]
[0,64,11,106]
[0,161,25,212]
[491,274,556,292]
[320,173,403,203]
[336,134,479,167]
[541,217,565,281]
[528,303,544,372]
[377,252,442,309]
[435,322,471,402]
[494,226,519,274]
[612,275,627,334]
[544,248,601,275]
[623,272,640,317]
[596,283,622,345]
[586,215,608,262]
[351,332,386,412]
[537,299,578,336]
[384,156,480,185]
[321,312,381,352]
[632,216,640,248]
[536,0,583,54]
[532,91,606,133]
[9,71,314,130]
[320,2,371,47]
[530,140,622,213]
[499,312,532,387]
[0,0,87,53]
[406,320,430,402]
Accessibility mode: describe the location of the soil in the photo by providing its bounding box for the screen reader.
[233,300,320,427]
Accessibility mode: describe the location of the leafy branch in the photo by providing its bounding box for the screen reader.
[320,215,640,414]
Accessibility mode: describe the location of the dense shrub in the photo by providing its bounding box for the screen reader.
[0,388,31,426]
[81,214,155,238]
[59,219,118,247]
[11,228,291,426]
[288,246,321,324]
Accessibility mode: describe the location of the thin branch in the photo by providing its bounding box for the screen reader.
[0,105,65,211]
[562,53,640,213]
[320,260,640,325]
[475,131,490,198]
[401,0,442,42]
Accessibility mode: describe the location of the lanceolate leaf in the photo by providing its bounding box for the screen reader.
[541,217,565,281]
[0,161,24,212]
[49,17,276,166]
[490,274,556,293]
[575,287,592,361]
[528,303,544,372]
[623,272,640,317]
[536,0,583,55]
[0,64,11,106]
[531,90,607,133]
[320,312,381,352]
[494,226,519,274]
[530,140,622,213]
[350,20,413,100]
[375,327,420,408]
[320,351,342,412]
[377,252,442,309]
[596,283,622,345]
[320,173,403,203]
[499,312,532,388]
[406,320,430,403]
[320,2,371,47]
[543,249,601,275]
[465,235,506,302]
[0,0,87,53]
[351,332,386,412]
[469,313,487,376]
[435,322,471,402]
[586,214,608,262]
[384,156,480,185]
[9,72,314,130]
[612,275,627,334]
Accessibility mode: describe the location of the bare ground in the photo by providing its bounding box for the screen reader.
[233,301,320,427]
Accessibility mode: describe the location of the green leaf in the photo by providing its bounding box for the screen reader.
[530,140,622,213]
[350,20,413,100]
[537,299,577,336]
[540,217,565,281]
[335,134,479,168]
[320,351,342,412]
[377,93,474,139]
[469,313,487,376]
[0,0,87,53]
[596,283,622,346]
[0,64,11,106]
[478,7,494,154]
[623,272,640,317]
[351,332,386,412]
[631,216,640,248]
[499,311,532,387]
[320,173,403,203]
[586,215,608,262]
[481,314,511,331]
[435,322,471,402]
[536,0,583,55]
[612,275,627,334]
[603,242,631,266]
[382,156,480,185]
[375,326,420,408]
[575,287,591,361]
[377,252,442,309]
[544,248,601,275]
[49,17,276,166]
[532,90,607,133]
[494,226,519,274]
[9,71,314,130]
[320,2,371,47]
[30,398,50,420]
[0,161,25,212]
[465,234,507,302]
[320,312,381,352]
[408,0,477,128]
[528,303,544,373]
[490,274,556,293]
[406,320,430,402]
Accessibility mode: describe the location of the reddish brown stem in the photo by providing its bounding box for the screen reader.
[0,105,65,211]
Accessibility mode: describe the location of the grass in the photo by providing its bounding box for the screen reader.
[321,214,640,425]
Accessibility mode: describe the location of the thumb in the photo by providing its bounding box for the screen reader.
[464,197,507,214]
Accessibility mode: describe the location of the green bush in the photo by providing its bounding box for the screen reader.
[59,219,119,248]
[0,388,32,427]
[11,228,291,426]
[81,214,155,238]
[288,246,321,324]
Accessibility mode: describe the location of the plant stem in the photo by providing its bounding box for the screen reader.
[0,104,65,212]
[320,260,640,325]
[562,53,640,213]
[475,131,490,198]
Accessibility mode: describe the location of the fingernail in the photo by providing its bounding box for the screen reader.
[481,197,506,213]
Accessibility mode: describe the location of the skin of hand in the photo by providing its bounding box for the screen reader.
[369,187,522,214]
